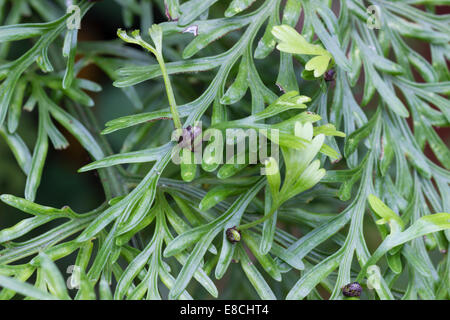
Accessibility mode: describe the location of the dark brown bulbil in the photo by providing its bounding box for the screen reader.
[324,69,336,82]
[342,282,362,297]
[178,125,202,151]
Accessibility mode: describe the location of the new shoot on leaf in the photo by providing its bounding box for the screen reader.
[368,194,404,234]
[239,122,329,230]
[272,25,333,77]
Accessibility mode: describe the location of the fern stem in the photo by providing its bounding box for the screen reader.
[138,38,182,130]
[155,53,182,130]
[238,205,277,231]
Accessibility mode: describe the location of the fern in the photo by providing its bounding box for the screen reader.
[0,0,449,300]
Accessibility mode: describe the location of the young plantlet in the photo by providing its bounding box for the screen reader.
[239,122,332,231]
[272,25,333,77]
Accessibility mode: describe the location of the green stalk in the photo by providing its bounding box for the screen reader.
[238,204,277,230]
[155,53,182,130]
[135,38,182,130]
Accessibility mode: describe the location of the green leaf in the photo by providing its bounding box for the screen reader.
[264,157,280,203]
[0,126,32,174]
[272,24,332,77]
[220,56,249,105]
[305,54,331,77]
[0,216,53,243]
[344,108,379,158]
[237,245,277,299]
[149,24,163,53]
[182,19,248,59]
[0,17,68,42]
[164,224,210,257]
[254,12,277,59]
[199,185,247,211]
[79,144,172,172]
[364,63,409,117]
[38,253,71,300]
[358,213,450,281]
[214,230,236,280]
[0,275,58,300]
[24,107,48,202]
[115,237,156,300]
[272,25,328,56]
[7,80,26,134]
[225,0,256,17]
[368,194,405,231]
[30,241,81,266]
[62,29,78,89]
[286,251,342,300]
[168,179,264,299]
[178,0,218,25]
[179,149,197,182]
[242,231,282,281]
[165,0,181,21]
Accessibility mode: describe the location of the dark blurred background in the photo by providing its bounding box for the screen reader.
[0,1,150,225]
